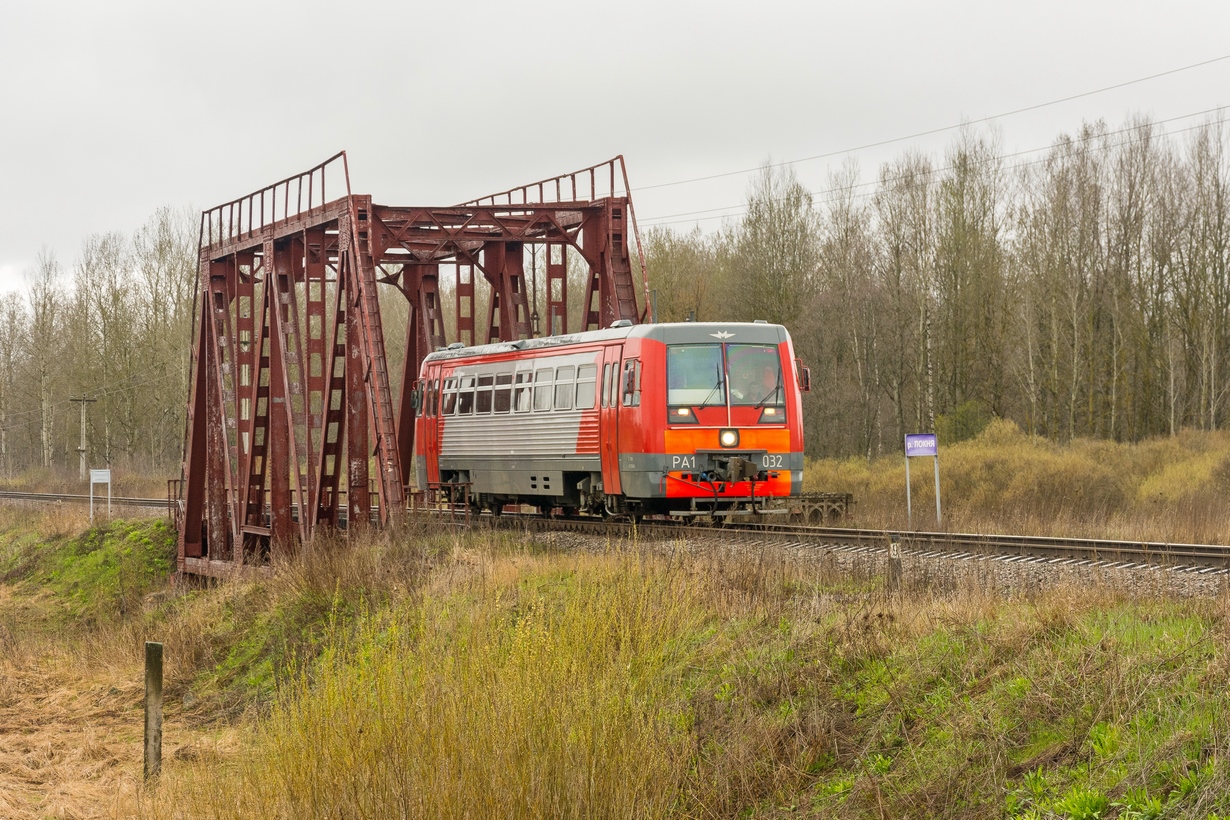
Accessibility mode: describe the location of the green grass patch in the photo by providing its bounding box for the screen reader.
[0,517,174,627]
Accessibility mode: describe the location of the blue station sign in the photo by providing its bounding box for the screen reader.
[904,433,938,458]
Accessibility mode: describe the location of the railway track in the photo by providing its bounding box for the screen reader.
[0,490,170,510]
[2,489,1226,576]
[501,515,1230,575]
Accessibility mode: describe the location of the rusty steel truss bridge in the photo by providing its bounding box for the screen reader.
[174,152,647,577]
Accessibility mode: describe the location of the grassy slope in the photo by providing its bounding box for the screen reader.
[6,426,1230,817]
[138,534,1230,820]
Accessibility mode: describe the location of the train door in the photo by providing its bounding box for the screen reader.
[423,366,442,485]
[599,345,622,496]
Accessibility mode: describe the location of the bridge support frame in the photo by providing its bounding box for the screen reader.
[176,153,648,577]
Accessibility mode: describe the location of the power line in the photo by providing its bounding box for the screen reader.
[0,367,187,432]
[636,53,1230,194]
[640,107,1230,229]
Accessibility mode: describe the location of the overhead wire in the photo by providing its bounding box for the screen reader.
[640,106,1230,229]
[0,367,188,433]
[635,52,1230,195]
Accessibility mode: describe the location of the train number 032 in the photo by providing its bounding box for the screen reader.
[760,454,784,468]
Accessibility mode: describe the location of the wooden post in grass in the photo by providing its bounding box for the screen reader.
[144,641,163,780]
[887,541,902,591]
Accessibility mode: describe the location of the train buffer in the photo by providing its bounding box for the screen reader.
[791,492,855,525]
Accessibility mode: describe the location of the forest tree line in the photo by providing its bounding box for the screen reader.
[0,206,196,481]
[1,113,1227,479]
[645,115,1230,457]
[0,207,197,478]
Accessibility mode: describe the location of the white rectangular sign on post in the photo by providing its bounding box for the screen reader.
[904,434,942,529]
[89,469,112,524]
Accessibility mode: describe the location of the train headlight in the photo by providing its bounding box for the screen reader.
[719,429,739,448]
[758,406,782,424]
[669,406,698,424]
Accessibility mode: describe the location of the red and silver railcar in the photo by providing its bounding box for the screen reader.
[411,321,809,518]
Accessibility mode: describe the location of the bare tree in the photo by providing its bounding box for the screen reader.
[26,250,63,469]
[0,292,25,478]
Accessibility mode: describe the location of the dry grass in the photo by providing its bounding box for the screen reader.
[0,468,173,499]
[808,421,1230,543]
[7,438,1230,818]
[132,528,1230,819]
[141,547,698,819]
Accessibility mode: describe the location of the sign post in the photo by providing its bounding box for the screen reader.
[904,434,941,529]
[89,468,112,525]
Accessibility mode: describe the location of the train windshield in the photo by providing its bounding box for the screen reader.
[727,344,783,406]
[667,343,783,407]
[667,345,726,405]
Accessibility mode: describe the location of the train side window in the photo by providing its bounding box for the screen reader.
[476,374,494,414]
[514,371,533,412]
[576,363,597,409]
[600,363,611,408]
[533,368,553,411]
[554,366,575,410]
[457,375,475,415]
[424,379,435,417]
[441,377,457,415]
[494,373,513,413]
[622,359,641,407]
[432,379,439,415]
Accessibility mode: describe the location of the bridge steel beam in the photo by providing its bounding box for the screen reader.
[176,152,649,577]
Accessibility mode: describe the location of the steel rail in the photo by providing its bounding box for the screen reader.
[0,490,169,510]
[488,514,1230,572]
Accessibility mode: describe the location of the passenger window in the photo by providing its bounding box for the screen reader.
[494,373,512,413]
[441,377,457,415]
[457,375,475,415]
[601,363,611,408]
[576,364,597,409]
[533,368,553,411]
[554,366,575,410]
[514,371,533,412]
[476,374,494,414]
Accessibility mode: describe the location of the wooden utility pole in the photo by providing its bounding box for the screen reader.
[70,396,96,482]
[144,641,163,780]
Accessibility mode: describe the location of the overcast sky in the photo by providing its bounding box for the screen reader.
[2,0,1228,295]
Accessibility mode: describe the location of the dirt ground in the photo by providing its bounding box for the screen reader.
[0,603,234,818]
[0,653,149,818]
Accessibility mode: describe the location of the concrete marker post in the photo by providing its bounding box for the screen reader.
[144,641,163,780]
[887,541,902,592]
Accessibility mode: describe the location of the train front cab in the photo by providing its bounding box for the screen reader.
[615,322,808,519]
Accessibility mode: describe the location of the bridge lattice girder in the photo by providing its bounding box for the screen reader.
[176,153,647,577]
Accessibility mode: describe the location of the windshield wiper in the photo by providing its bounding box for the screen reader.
[699,362,725,407]
[754,372,784,409]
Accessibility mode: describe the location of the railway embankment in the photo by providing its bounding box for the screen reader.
[3,506,1230,818]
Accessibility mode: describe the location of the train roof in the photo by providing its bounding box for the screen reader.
[421,321,791,364]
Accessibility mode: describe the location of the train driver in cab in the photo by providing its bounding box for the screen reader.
[729,348,782,404]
